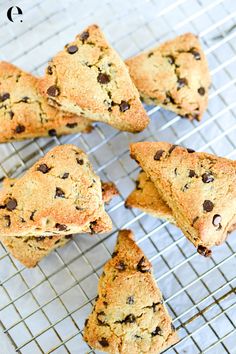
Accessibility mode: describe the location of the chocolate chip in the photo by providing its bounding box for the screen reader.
[21,96,29,103]
[192,216,199,226]
[164,93,175,105]
[135,180,141,190]
[189,170,196,178]
[191,49,201,60]
[187,148,195,153]
[212,214,222,227]
[66,122,78,128]
[151,326,162,336]
[47,66,53,75]
[9,111,14,119]
[112,251,118,258]
[6,198,17,211]
[65,234,73,239]
[80,31,89,41]
[76,158,84,165]
[124,314,136,324]
[38,164,50,174]
[126,296,134,305]
[0,93,10,101]
[89,220,97,234]
[99,338,109,347]
[197,245,212,257]
[137,256,151,273]
[168,145,177,154]
[148,52,154,58]
[55,187,65,198]
[198,87,205,96]
[48,129,57,136]
[30,210,36,221]
[119,100,130,112]
[177,78,187,90]
[97,73,110,84]
[67,45,78,54]
[55,223,67,231]
[62,172,69,179]
[4,215,11,227]
[115,261,126,271]
[182,183,189,192]
[154,150,164,161]
[203,200,214,212]
[166,55,175,65]
[84,319,88,327]
[202,173,214,183]
[47,85,60,97]
[15,124,25,134]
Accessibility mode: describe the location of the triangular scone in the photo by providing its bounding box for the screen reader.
[130,142,236,255]
[125,171,175,223]
[126,33,210,121]
[0,144,112,237]
[39,24,149,133]
[0,61,92,143]
[84,230,178,353]
[0,180,118,267]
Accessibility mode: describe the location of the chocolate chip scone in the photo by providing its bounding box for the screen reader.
[0,144,112,237]
[126,33,211,121]
[39,24,149,133]
[0,61,92,143]
[84,230,178,353]
[0,179,118,267]
[130,142,236,255]
[125,171,174,223]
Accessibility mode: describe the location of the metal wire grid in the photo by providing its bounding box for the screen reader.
[0,0,236,353]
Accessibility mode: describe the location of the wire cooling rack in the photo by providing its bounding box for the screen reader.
[0,0,236,353]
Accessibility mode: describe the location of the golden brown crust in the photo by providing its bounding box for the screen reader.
[84,229,178,353]
[0,144,112,237]
[0,61,92,143]
[39,24,149,133]
[125,171,175,223]
[130,142,236,252]
[126,33,211,121]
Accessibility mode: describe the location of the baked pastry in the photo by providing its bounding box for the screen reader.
[0,61,92,143]
[39,24,149,133]
[0,179,118,267]
[0,144,112,237]
[0,180,117,267]
[84,229,178,353]
[130,142,236,255]
[125,171,174,223]
[126,33,210,121]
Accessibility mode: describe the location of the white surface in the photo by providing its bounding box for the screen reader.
[0,0,236,353]
[0,324,14,354]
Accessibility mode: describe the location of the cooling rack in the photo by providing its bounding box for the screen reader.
[0,0,236,353]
